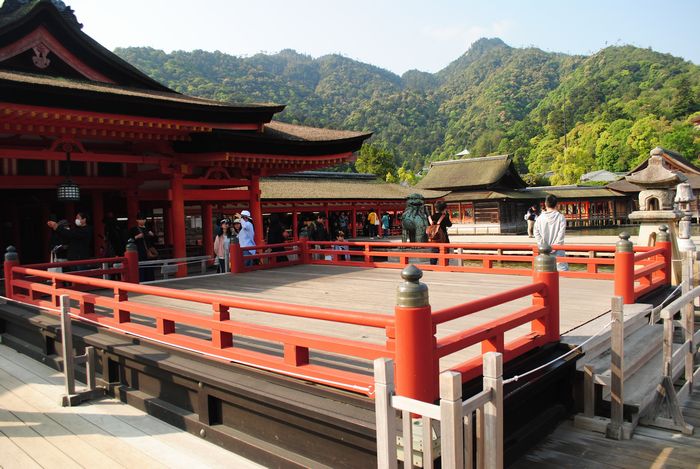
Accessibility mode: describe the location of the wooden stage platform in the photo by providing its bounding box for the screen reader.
[142,264,614,371]
[0,343,262,469]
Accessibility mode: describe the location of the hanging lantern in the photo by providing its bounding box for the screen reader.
[57,144,80,201]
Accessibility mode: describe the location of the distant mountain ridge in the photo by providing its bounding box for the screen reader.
[116,38,700,183]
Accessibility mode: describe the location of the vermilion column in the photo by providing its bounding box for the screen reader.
[352,207,357,238]
[92,191,104,257]
[171,173,187,277]
[202,203,213,257]
[249,174,263,246]
[292,210,299,241]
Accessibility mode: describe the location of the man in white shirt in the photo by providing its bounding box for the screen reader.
[534,194,568,271]
[238,210,256,266]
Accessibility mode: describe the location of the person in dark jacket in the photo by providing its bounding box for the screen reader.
[47,212,93,269]
[266,213,287,262]
[128,212,156,282]
[429,201,452,266]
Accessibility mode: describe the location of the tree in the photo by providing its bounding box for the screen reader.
[354,144,397,177]
[671,76,697,119]
[626,115,671,166]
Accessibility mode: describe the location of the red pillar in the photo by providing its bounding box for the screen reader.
[249,175,263,246]
[393,265,437,402]
[292,210,299,241]
[171,173,187,277]
[352,207,357,238]
[614,233,635,304]
[92,191,105,257]
[202,203,213,257]
[4,246,19,298]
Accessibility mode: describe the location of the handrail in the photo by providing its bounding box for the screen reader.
[138,255,212,266]
[432,282,545,324]
[24,256,127,269]
[12,266,393,328]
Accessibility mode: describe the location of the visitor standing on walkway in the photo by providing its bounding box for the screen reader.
[239,210,256,266]
[525,204,539,238]
[367,208,379,239]
[129,212,157,282]
[214,218,232,273]
[534,194,568,271]
[428,201,452,265]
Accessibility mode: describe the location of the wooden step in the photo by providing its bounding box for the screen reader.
[566,303,652,371]
[588,324,663,387]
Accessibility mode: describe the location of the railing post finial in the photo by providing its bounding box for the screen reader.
[396,264,429,307]
[534,242,556,272]
[616,232,633,253]
[125,238,137,252]
[4,245,18,262]
[657,225,669,242]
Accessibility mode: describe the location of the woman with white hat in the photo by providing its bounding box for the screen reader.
[213,218,232,272]
[238,210,256,266]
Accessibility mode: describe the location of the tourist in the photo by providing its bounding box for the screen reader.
[231,218,242,238]
[525,204,539,238]
[367,208,379,239]
[47,212,92,263]
[332,230,350,261]
[310,213,330,260]
[381,212,390,238]
[338,211,349,234]
[103,211,125,257]
[213,218,232,273]
[534,194,568,271]
[129,212,157,282]
[47,215,69,271]
[428,201,452,266]
[239,210,256,266]
[266,213,287,262]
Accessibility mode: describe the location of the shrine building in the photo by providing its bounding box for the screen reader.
[0,0,371,267]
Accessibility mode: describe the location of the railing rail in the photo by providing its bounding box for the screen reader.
[374,353,504,469]
[7,263,394,395]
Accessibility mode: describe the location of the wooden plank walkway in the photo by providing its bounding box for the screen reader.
[0,344,263,469]
[143,264,614,370]
[512,389,700,468]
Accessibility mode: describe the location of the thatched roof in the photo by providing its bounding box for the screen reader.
[444,185,625,202]
[444,190,533,202]
[417,155,527,191]
[608,147,700,193]
[257,174,448,201]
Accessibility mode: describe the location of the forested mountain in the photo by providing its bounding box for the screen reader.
[116,39,700,184]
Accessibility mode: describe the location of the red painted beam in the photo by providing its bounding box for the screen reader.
[0,148,169,165]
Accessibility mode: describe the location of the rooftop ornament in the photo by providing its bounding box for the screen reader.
[57,143,80,202]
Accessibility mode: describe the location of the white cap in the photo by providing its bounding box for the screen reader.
[241,210,251,217]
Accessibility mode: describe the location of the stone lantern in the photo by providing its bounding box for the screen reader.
[626,147,686,283]
[674,182,696,253]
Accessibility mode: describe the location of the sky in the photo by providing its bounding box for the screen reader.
[62,0,699,75]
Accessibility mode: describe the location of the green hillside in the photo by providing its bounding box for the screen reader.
[115,39,700,184]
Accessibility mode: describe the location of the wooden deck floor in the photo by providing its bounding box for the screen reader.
[142,264,614,370]
[0,344,263,469]
[512,391,700,468]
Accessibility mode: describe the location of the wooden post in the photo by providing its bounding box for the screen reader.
[60,294,76,397]
[171,172,187,277]
[292,210,299,241]
[394,265,437,402]
[229,238,244,274]
[3,245,19,298]
[682,250,695,392]
[583,364,595,418]
[532,243,560,341]
[657,225,672,286]
[374,358,398,469]
[92,191,105,257]
[439,371,464,468]
[124,239,139,283]
[249,174,264,246]
[202,203,213,259]
[606,296,624,440]
[482,352,503,469]
[352,207,357,238]
[614,232,635,304]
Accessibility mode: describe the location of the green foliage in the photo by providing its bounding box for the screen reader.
[355,143,397,178]
[115,41,700,180]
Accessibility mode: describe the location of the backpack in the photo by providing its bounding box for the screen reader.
[426,213,447,243]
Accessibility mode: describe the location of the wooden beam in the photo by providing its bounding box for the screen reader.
[182,189,250,202]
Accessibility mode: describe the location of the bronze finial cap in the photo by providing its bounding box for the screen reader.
[657,225,669,242]
[4,245,18,261]
[396,264,429,307]
[534,242,556,272]
[616,232,633,253]
[125,238,137,252]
